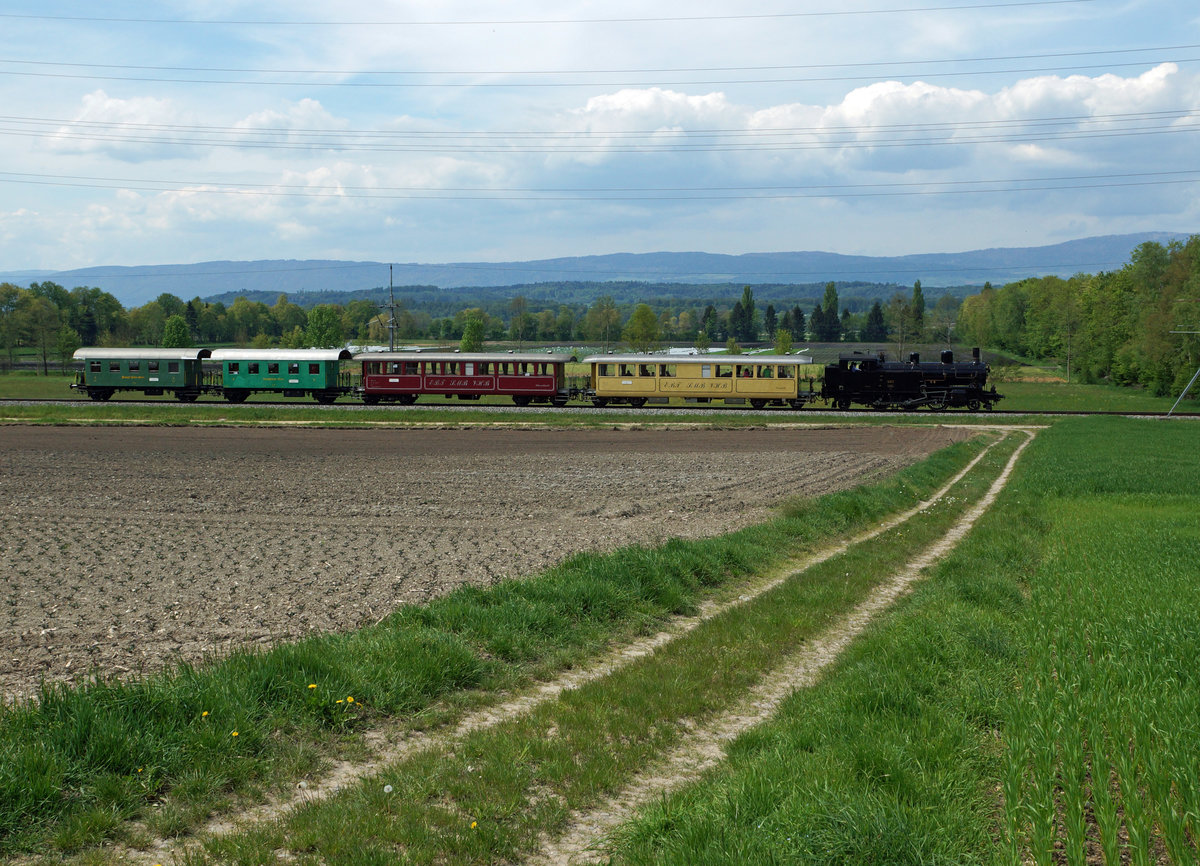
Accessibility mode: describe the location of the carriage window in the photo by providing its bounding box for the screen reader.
[737,365,754,378]
[716,365,733,378]
[309,363,320,375]
[598,363,613,376]
[110,361,121,372]
[619,363,635,376]
[248,362,259,374]
[477,362,491,374]
[288,363,300,374]
[757,365,773,379]
[638,364,655,377]
[90,361,101,373]
[778,365,794,379]
[129,360,140,372]
[148,360,159,372]
[659,364,676,377]
[701,364,711,378]
[268,363,279,374]
[168,361,179,373]
[228,362,240,374]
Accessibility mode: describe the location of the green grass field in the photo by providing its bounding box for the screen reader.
[605,417,1200,865]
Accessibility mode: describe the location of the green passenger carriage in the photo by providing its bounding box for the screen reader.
[209,348,353,403]
[71,347,211,402]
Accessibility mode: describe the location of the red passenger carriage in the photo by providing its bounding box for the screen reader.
[354,352,575,406]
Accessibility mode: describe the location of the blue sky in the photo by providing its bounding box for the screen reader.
[0,0,1197,276]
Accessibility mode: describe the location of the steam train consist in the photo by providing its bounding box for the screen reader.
[70,346,1002,411]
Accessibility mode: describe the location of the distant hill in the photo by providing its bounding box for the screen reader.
[0,231,1191,307]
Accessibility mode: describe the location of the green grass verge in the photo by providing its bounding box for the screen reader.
[180,432,1020,866]
[601,416,1199,865]
[0,435,989,858]
[992,380,1188,413]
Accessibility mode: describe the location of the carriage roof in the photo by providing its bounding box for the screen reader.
[582,353,813,365]
[352,351,574,363]
[73,347,212,361]
[208,348,352,361]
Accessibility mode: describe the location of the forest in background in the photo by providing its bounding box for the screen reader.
[2,237,1197,397]
[956,237,1200,395]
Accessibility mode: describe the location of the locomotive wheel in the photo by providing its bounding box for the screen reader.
[592,397,610,408]
[836,398,851,410]
[628,397,647,408]
[967,399,982,411]
[927,400,947,412]
[87,388,114,402]
[361,394,380,405]
[749,399,767,410]
[512,395,532,407]
[224,389,250,404]
[399,394,418,405]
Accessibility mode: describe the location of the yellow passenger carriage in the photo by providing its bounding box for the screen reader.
[583,354,818,409]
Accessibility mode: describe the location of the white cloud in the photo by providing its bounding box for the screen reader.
[48,91,191,162]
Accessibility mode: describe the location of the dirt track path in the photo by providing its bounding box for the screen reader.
[527,428,1035,865]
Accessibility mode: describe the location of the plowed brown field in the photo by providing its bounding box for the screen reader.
[0,424,968,699]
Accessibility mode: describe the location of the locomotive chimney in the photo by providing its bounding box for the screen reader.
[908,352,920,364]
[972,347,981,362]
[941,349,953,364]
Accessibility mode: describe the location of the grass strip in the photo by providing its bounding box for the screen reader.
[0,434,990,857]
[601,417,1199,865]
[179,433,1021,865]
[0,399,1020,428]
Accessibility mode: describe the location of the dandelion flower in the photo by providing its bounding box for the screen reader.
[231,731,239,737]
[308,683,317,689]
[471,821,477,830]
[201,710,209,717]
[346,696,355,704]
[336,699,344,704]
[384,784,393,794]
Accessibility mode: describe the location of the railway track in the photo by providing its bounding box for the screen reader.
[1,397,1196,418]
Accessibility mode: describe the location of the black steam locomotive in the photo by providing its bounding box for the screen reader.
[821,348,1002,411]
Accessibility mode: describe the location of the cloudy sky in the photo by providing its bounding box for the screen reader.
[1,0,1198,277]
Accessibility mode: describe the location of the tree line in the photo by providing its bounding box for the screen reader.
[0,278,957,374]
[957,238,1200,395]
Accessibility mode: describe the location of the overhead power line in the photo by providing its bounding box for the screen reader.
[3,110,1197,154]
[3,107,1196,140]
[2,168,1198,201]
[3,43,1191,78]
[0,1,1095,27]
[2,57,1193,88]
